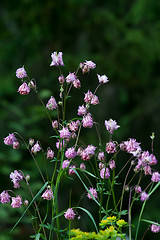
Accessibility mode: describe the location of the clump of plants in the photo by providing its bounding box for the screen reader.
[1,52,160,239]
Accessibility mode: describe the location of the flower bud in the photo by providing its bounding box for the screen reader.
[13,141,20,149]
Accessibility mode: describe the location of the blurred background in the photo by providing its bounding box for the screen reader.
[1,0,160,239]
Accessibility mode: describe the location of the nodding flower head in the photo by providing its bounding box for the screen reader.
[16,66,27,79]
[50,51,64,66]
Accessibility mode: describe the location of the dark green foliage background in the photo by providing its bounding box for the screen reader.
[1,0,160,239]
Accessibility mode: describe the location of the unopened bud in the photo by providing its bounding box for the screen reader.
[26,174,30,181]
[58,75,65,84]
[52,120,58,129]
[150,132,155,140]
[24,200,29,206]
[58,101,62,106]
[29,138,34,146]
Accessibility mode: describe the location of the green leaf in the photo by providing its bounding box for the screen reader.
[76,206,98,233]
[11,182,48,233]
[141,219,160,226]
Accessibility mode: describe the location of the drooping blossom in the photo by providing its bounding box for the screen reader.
[31,141,41,154]
[151,172,160,183]
[50,52,64,66]
[99,162,105,169]
[29,138,34,146]
[69,165,76,175]
[69,121,78,132]
[80,60,96,74]
[0,191,10,204]
[13,141,20,149]
[4,133,17,145]
[87,188,98,200]
[81,145,96,161]
[73,79,81,89]
[41,188,53,200]
[82,114,93,128]
[100,167,110,179]
[109,160,116,170]
[140,192,149,201]
[52,120,58,129]
[144,165,152,175]
[91,95,99,105]
[151,224,160,233]
[18,82,30,95]
[98,152,105,161]
[64,208,76,220]
[16,66,27,79]
[59,127,71,139]
[66,72,77,83]
[80,163,86,170]
[62,160,70,169]
[84,90,93,104]
[106,141,116,154]
[105,119,120,134]
[97,74,109,84]
[135,186,142,194]
[46,96,57,110]
[149,154,157,165]
[122,138,141,156]
[65,147,77,159]
[10,170,23,188]
[77,105,87,116]
[58,75,65,84]
[47,149,54,159]
[11,195,22,208]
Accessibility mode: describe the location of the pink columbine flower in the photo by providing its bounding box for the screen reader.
[80,163,86,170]
[82,114,93,128]
[81,145,96,161]
[80,60,96,74]
[65,147,77,159]
[84,90,93,104]
[91,95,99,105]
[13,141,20,149]
[10,170,23,188]
[41,188,53,200]
[16,66,27,79]
[11,195,22,208]
[0,191,11,204]
[135,186,142,194]
[99,162,105,169]
[31,141,41,154]
[105,119,120,135]
[140,192,149,201]
[100,167,110,179]
[69,121,78,132]
[73,79,81,89]
[62,160,70,169]
[151,224,160,233]
[106,141,116,154]
[52,120,58,129]
[66,72,77,83]
[97,74,109,84]
[77,105,87,116]
[4,133,17,145]
[123,138,141,156]
[18,82,30,95]
[69,165,76,175]
[149,154,157,165]
[46,96,57,110]
[144,165,152,175]
[109,160,116,170]
[58,75,65,84]
[47,149,54,159]
[151,172,160,182]
[64,208,76,220]
[50,52,64,66]
[87,187,98,200]
[98,152,105,161]
[59,127,71,139]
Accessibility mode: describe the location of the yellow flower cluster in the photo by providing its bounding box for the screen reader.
[70,216,127,240]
